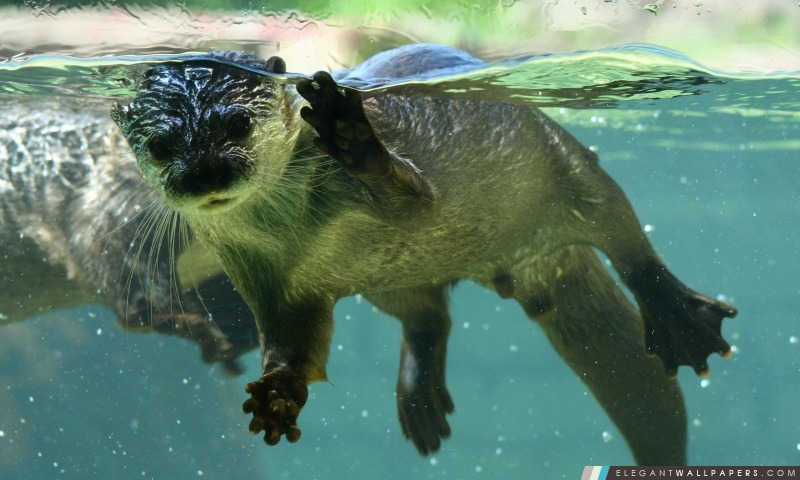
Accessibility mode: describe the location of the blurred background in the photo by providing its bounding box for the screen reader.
[0,1,798,479]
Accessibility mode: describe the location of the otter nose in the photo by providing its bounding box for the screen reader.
[186,166,235,194]
[167,159,238,197]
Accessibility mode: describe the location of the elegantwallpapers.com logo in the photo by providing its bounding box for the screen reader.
[582,466,799,480]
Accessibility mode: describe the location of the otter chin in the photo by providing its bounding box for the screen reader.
[114,45,736,465]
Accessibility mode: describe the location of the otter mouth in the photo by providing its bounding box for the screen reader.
[206,196,232,208]
[173,191,250,215]
[200,192,246,212]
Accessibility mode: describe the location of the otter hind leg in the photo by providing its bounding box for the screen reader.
[508,246,687,465]
[567,164,736,376]
[628,260,736,377]
[365,285,455,455]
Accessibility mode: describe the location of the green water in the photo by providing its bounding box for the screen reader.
[1,13,799,480]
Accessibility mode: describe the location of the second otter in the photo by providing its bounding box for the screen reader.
[113,45,736,463]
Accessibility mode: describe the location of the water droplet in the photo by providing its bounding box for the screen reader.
[643,3,659,14]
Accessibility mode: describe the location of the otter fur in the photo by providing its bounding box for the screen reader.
[0,105,258,373]
[112,45,737,463]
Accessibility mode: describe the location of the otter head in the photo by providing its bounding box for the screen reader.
[112,52,291,215]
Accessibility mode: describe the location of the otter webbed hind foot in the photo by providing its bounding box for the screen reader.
[396,333,455,455]
[629,260,737,377]
[242,371,308,445]
[365,287,454,455]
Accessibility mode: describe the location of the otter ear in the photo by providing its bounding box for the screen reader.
[110,102,130,127]
[265,56,286,74]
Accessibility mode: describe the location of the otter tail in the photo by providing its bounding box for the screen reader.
[514,245,687,465]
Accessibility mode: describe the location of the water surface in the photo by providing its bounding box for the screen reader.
[1,13,799,480]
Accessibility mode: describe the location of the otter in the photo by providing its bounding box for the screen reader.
[0,105,259,374]
[112,45,737,464]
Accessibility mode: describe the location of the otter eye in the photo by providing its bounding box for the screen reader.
[148,138,172,161]
[227,113,252,140]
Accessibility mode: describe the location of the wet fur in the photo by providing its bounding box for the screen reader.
[0,105,258,372]
[114,45,736,463]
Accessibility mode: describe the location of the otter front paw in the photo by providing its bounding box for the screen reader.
[397,348,454,455]
[297,72,390,176]
[631,262,737,377]
[242,371,308,445]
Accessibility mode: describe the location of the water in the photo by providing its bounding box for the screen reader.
[1,5,800,480]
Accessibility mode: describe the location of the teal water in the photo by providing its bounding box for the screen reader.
[1,39,799,480]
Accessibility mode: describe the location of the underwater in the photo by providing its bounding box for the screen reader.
[0,1,798,479]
